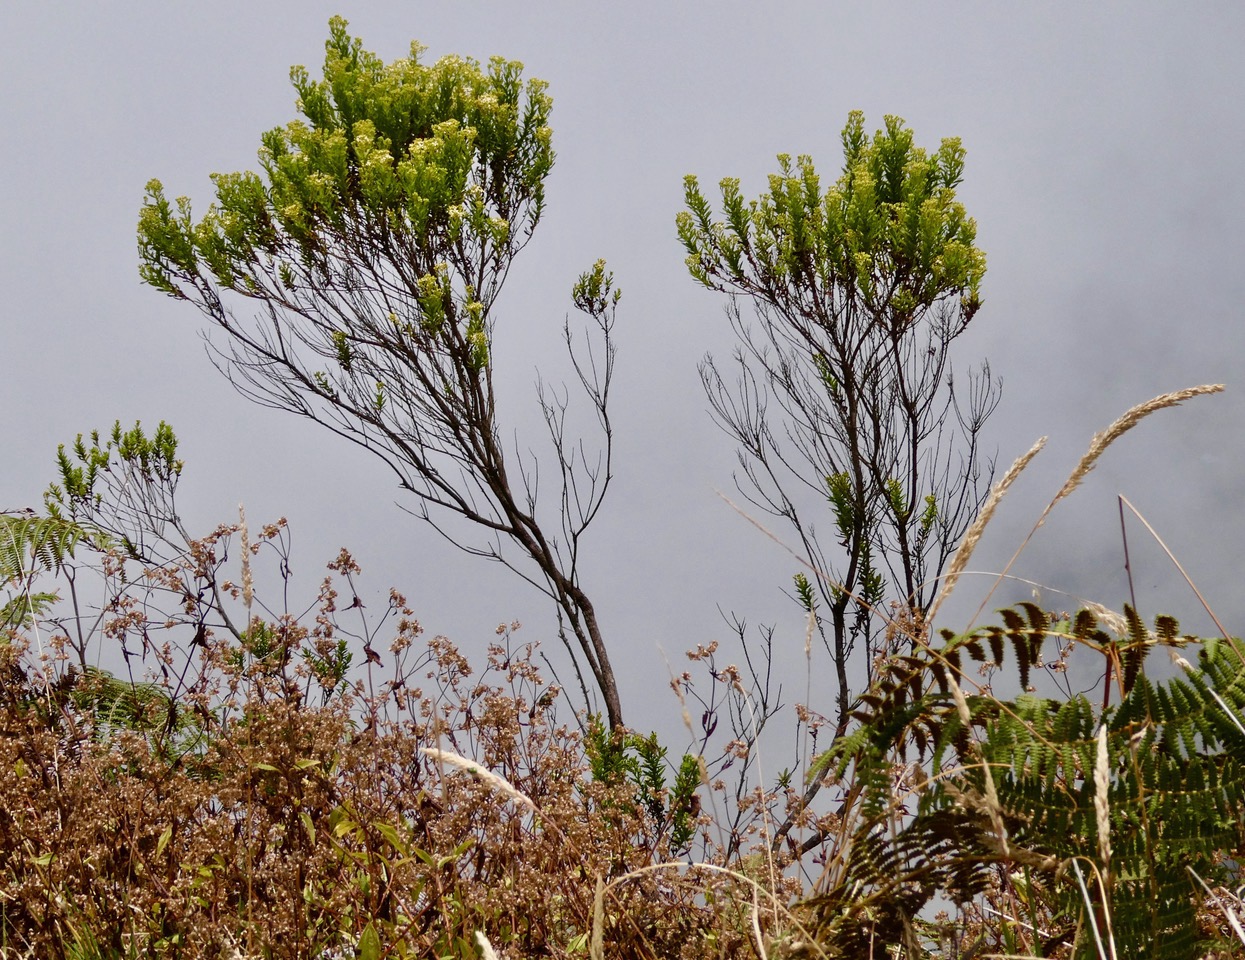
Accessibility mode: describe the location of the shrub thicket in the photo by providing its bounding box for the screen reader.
[5,389,1245,959]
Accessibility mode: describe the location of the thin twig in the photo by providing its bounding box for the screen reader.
[1117,494,1231,641]
[1117,496,1137,613]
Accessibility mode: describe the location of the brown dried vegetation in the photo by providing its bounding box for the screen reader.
[0,519,802,959]
[6,386,1245,959]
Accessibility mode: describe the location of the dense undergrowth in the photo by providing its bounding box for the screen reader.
[0,627,779,957]
[5,390,1245,959]
[0,484,802,958]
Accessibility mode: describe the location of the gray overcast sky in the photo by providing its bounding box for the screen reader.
[3,3,1243,727]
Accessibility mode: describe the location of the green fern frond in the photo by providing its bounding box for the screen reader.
[0,591,59,630]
[1,511,102,582]
[815,604,1245,958]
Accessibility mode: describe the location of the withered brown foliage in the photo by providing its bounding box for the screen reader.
[0,526,794,959]
[0,641,790,958]
[13,385,1243,959]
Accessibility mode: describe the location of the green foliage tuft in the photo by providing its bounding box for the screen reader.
[678,111,984,317]
[137,17,555,395]
[585,718,702,856]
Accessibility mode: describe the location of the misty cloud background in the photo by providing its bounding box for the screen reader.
[3,3,1242,730]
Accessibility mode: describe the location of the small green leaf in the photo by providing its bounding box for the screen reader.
[373,821,405,853]
[794,572,816,613]
[358,922,381,960]
[333,818,358,839]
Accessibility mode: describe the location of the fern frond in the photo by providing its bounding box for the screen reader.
[0,511,104,582]
[815,604,1245,958]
